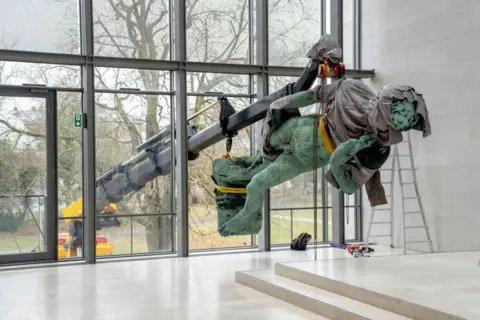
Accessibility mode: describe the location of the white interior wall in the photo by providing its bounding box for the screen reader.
[360,0,480,252]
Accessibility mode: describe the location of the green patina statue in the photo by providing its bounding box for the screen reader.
[214,78,431,236]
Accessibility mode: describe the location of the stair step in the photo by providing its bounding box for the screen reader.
[236,269,410,320]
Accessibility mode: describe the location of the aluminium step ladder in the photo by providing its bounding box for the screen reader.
[364,132,434,254]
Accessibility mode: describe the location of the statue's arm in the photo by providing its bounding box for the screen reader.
[329,134,378,194]
[270,84,333,110]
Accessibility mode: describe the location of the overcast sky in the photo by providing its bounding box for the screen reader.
[0,0,78,53]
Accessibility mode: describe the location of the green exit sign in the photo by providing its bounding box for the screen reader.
[74,114,82,128]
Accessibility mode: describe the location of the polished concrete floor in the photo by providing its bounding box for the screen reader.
[0,246,404,320]
[281,251,480,319]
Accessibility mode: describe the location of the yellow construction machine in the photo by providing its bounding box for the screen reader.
[58,198,117,258]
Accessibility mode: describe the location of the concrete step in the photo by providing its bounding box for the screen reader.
[275,262,464,320]
[236,269,411,320]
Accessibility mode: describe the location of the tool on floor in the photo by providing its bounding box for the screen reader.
[364,131,434,254]
[347,244,374,257]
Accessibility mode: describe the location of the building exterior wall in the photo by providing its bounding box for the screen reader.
[361,0,480,252]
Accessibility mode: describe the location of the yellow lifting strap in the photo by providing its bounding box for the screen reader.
[215,185,247,194]
[319,114,337,155]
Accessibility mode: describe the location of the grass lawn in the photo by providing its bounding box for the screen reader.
[0,204,331,258]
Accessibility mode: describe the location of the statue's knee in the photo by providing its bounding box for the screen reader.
[246,180,263,194]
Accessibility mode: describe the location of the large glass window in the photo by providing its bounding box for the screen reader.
[94,67,173,257]
[186,0,250,64]
[268,76,332,245]
[93,1,171,60]
[343,0,354,68]
[0,0,365,263]
[0,0,80,54]
[268,0,322,67]
[0,95,48,256]
[0,62,82,258]
[57,91,83,259]
[187,72,253,250]
[0,62,81,88]
[94,90,174,256]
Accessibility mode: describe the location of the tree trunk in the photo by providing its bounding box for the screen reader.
[145,215,173,251]
[141,72,173,252]
[143,173,173,252]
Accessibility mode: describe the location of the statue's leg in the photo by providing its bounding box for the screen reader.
[218,152,305,236]
[213,153,270,186]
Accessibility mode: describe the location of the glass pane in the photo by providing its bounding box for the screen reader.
[345,206,357,240]
[187,72,250,95]
[0,0,80,54]
[94,67,170,92]
[0,97,47,255]
[95,91,174,257]
[269,76,319,115]
[268,0,322,67]
[271,209,293,244]
[186,0,250,64]
[0,62,81,88]
[268,76,329,244]
[188,94,252,250]
[93,1,171,59]
[186,72,251,249]
[343,0,354,68]
[272,208,323,245]
[100,216,132,256]
[57,91,83,260]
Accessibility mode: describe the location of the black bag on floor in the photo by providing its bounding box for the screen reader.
[290,232,312,250]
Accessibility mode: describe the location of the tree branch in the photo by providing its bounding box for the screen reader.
[0,119,77,142]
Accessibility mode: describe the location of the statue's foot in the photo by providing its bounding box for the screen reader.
[218,208,262,236]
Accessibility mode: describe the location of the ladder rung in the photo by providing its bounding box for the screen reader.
[399,168,417,171]
[374,208,391,211]
[402,182,417,185]
[372,221,391,224]
[404,197,420,200]
[397,154,410,157]
[404,211,421,214]
[370,235,391,237]
[405,226,424,229]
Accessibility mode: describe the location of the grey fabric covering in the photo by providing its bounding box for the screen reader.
[306,34,343,63]
[261,34,342,162]
[325,79,431,145]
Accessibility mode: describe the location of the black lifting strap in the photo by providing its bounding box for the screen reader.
[218,96,238,153]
